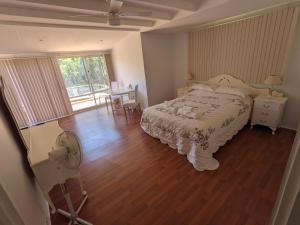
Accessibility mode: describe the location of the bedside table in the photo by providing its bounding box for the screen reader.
[251,95,287,134]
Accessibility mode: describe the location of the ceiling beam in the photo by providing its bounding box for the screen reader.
[0,20,140,31]
[0,5,107,23]
[0,5,155,27]
[0,0,174,20]
[124,0,197,11]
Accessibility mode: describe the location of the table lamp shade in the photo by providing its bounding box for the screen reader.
[264,75,282,85]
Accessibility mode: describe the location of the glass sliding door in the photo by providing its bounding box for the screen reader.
[57,55,109,111]
[84,56,109,105]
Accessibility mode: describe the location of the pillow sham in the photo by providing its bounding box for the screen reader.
[189,83,214,92]
[215,87,251,98]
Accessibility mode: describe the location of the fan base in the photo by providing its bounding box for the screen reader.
[57,188,92,225]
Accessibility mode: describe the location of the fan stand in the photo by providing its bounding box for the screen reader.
[57,183,92,225]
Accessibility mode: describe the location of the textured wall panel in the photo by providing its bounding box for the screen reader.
[189,6,297,83]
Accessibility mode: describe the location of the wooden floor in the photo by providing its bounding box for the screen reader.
[50,107,295,225]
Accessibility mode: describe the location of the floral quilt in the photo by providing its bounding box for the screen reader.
[140,90,252,171]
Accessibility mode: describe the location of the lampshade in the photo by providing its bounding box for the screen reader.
[186,73,194,80]
[264,75,282,85]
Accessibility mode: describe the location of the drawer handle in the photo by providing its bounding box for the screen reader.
[261,112,269,116]
[263,104,271,109]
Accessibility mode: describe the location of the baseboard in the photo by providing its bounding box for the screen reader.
[280,125,297,131]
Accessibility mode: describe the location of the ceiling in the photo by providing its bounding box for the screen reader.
[0,0,297,54]
[0,26,134,55]
[151,0,299,32]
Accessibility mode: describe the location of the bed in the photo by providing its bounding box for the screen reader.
[141,74,268,171]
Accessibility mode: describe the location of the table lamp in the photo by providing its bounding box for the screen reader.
[264,74,282,96]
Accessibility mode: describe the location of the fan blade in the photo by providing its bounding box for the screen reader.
[69,14,94,18]
[109,0,123,13]
[54,131,82,170]
[120,11,153,17]
[69,13,107,18]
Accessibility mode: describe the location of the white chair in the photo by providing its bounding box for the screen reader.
[105,81,120,110]
[123,85,141,119]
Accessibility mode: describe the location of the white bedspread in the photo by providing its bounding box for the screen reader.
[140,90,252,171]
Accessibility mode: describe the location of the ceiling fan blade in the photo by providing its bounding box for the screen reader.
[120,11,153,17]
[69,13,107,18]
[69,14,94,18]
[108,0,123,13]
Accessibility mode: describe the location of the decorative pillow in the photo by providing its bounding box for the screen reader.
[215,87,251,98]
[189,83,214,92]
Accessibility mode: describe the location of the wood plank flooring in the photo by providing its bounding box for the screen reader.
[50,107,295,225]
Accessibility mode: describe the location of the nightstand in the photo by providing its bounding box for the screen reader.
[251,95,287,134]
[177,87,188,97]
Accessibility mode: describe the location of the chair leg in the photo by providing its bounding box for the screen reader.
[105,97,109,111]
[138,104,142,114]
[123,107,128,121]
[109,96,114,114]
[130,107,133,118]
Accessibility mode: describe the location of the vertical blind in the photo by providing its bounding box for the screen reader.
[0,61,29,127]
[189,6,299,83]
[0,57,72,127]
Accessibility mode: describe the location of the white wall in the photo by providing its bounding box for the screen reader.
[112,31,188,107]
[112,33,148,108]
[287,190,300,225]
[270,123,300,225]
[140,33,174,106]
[281,13,300,130]
[0,109,50,225]
[171,32,189,96]
[139,32,188,105]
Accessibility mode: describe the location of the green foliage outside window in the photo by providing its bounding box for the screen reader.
[57,56,109,98]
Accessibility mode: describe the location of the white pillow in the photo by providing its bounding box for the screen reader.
[215,87,251,98]
[190,83,214,92]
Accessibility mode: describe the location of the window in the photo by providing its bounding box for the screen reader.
[57,55,109,111]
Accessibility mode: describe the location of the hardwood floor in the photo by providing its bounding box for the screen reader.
[50,107,295,225]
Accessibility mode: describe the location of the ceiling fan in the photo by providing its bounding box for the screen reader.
[70,0,152,26]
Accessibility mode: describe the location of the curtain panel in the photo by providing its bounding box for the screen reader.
[0,61,29,127]
[0,57,72,127]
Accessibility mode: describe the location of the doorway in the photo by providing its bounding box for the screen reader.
[57,56,109,111]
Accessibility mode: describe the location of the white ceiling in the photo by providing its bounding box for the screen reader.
[0,25,133,55]
[151,0,299,32]
[0,0,297,55]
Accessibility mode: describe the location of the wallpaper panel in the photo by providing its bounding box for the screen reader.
[189,6,298,83]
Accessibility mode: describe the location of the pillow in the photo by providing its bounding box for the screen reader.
[215,87,251,98]
[189,83,214,92]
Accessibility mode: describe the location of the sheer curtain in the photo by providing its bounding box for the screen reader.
[0,57,72,127]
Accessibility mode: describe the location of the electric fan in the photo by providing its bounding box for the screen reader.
[49,131,92,225]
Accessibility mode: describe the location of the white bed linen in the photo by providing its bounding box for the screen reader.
[140,90,252,171]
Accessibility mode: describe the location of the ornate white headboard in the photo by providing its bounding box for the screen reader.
[191,74,271,96]
[208,74,246,87]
